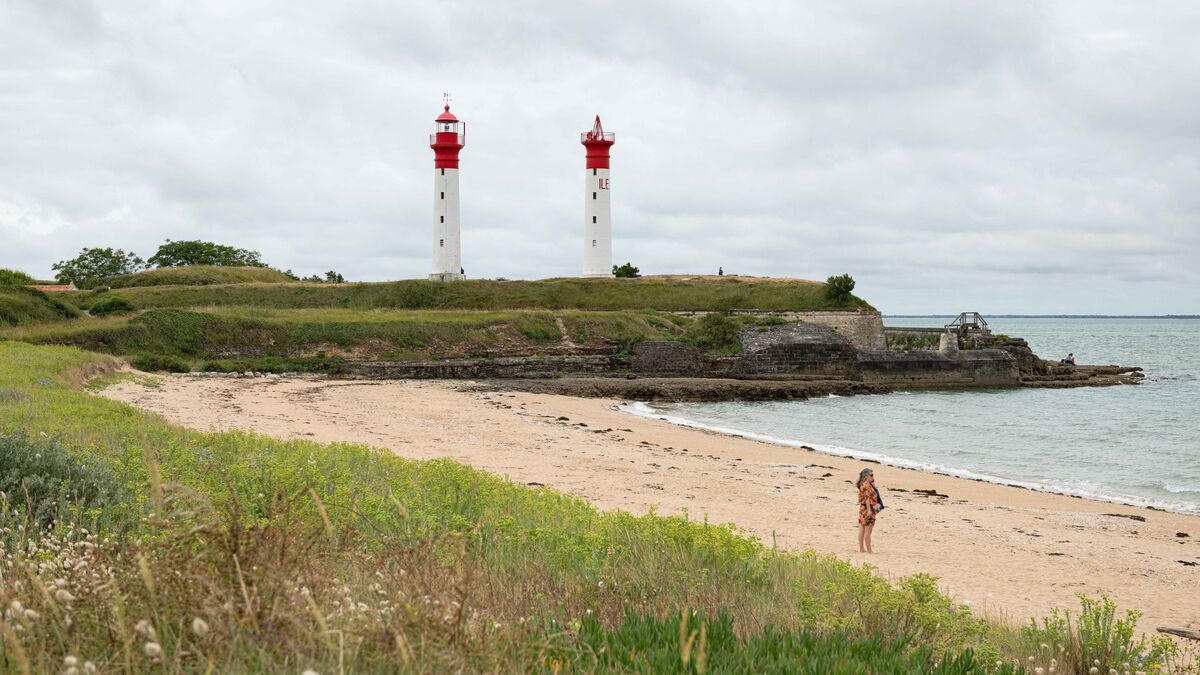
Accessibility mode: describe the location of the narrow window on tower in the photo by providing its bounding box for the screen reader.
[440,216,444,223]
[592,168,596,176]
[441,192,445,199]
[441,168,445,175]
[592,240,597,247]
[592,216,597,223]
[593,192,597,199]
[439,239,444,247]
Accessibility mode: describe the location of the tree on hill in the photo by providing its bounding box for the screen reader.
[148,239,265,268]
[52,248,146,288]
[824,273,856,305]
[612,262,641,278]
[0,269,36,286]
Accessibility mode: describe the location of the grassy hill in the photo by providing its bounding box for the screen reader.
[102,264,294,288]
[66,276,874,313]
[4,307,692,372]
[0,285,79,327]
[0,341,1067,672]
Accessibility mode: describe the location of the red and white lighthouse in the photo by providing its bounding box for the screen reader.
[581,116,615,278]
[430,99,465,281]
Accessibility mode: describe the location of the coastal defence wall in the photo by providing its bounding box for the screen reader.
[671,310,886,350]
[857,349,1018,387]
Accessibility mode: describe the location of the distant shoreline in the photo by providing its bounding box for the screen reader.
[885,314,1200,319]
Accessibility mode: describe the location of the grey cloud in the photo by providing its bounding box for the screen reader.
[0,1,1197,314]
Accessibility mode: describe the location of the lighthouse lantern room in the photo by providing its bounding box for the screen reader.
[430,98,466,281]
[581,116,615,278]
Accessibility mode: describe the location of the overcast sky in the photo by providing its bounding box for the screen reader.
[2,1,1198,314]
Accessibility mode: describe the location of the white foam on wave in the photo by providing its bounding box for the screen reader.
[618,401,1200,515]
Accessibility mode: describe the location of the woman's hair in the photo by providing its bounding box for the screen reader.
[855,468,874,488]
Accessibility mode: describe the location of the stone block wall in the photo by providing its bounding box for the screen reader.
[857,349,1018,387]
[795,311,886,350]
[632,341,705,375]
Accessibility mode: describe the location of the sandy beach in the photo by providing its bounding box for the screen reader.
[99,375,1200,633]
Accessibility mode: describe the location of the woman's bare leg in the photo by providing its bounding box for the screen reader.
[858,524,866,552]
[864,524,874,553]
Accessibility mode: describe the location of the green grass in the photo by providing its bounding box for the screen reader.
[3,307,687,370]
[64,276,874,313]
[101,265,294,288]
[0,285,80,327]
[0,341,1033,673]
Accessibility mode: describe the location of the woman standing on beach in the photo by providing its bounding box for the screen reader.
[857,468,882,553]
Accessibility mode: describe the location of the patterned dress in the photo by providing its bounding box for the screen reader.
[858,481,879,526]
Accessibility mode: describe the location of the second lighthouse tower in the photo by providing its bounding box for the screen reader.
[581,116,615,278]
[430,101,466,281]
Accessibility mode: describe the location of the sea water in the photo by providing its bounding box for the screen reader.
[623,318,1200,514]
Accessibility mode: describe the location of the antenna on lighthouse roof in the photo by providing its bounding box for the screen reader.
[442,92,452,110]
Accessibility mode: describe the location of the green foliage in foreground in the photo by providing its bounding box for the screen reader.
[1023,595,1176,674]
[0,341,1021,672]
[561,610,1021,674]
[0,268,37,286]
[63,276,874,313]
[102,264,294,289]
[0,342,1181,673]
[0,286,79,327]
[0,431,130,533]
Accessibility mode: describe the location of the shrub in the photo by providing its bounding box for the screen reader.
[129,354,192,373]
[558,609,1020,674]
[89,295,136,315]
[0,431,129,533]
[148,239,265,268]
[52,247,146,288]
[1022,594,1176,673]
[682,313,742,354]
[0,268,37,285]
[824,273,856,305]
[613,262,641,278]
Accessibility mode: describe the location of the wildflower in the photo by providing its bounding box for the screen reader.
[192,617,209,638]
[84,663,97,674]
[144,642,162,659]
[23,609,39,621]
[64,656,78,667]
[8,600,23,613]
[134,619,157,640]
[54,589,76,603]
[302,670,320,675]
[1036,668,1045,675]
[1089,669,1099,675]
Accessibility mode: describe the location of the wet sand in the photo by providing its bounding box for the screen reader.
[99,375,1200,633]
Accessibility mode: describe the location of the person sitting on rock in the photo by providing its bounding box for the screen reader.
[1061,353,1076,366]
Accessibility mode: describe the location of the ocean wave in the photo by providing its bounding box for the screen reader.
[618,402,1200,515]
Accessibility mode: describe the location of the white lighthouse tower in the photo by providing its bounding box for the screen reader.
[430,98,466,281]
[581,116,615,278]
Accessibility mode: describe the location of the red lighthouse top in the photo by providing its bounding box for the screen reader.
[581,116,615,170]
[430,102,465,169]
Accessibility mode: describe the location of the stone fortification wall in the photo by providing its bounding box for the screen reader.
[857,349,1018,387]
[670,310,885,350]
[733,323,858,377]
[631,341,706,375]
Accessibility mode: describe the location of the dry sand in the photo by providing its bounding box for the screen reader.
[99,375,1200,633]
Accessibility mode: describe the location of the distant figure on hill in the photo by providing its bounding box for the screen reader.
[718,266,723,276]
[856,468,883,553]
[1061,353,1076,366]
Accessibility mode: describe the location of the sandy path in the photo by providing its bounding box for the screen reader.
[100,376,1200,632]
